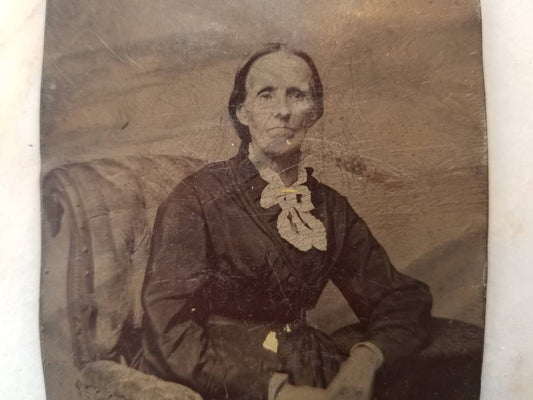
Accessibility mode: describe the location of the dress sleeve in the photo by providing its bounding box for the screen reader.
[330,198,432,365]
[141,181,273,399]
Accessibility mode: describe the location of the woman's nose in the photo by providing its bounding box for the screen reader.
[273,96,290,120]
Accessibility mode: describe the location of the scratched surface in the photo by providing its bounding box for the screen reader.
[40,0,487,399]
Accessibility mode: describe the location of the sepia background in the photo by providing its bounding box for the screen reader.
[40,0,487,399]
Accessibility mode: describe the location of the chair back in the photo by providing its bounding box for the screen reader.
[42,155,203,367]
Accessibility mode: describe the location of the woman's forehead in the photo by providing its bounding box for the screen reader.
[245,52,313,91]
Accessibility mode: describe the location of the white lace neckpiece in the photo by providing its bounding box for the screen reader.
[248,145,327,252]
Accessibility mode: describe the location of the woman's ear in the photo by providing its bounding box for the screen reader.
[236,106,249,127]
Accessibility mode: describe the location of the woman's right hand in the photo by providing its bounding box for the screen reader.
[276,384,331,400]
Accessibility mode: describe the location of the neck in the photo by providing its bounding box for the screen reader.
[250,145,302,187]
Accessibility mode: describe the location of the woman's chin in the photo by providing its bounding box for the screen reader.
[264,141,302,158]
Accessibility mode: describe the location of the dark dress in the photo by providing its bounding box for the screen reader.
[139,150,432,400]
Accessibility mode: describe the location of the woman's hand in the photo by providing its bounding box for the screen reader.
[326,344,382,400]
[276,384,331,400]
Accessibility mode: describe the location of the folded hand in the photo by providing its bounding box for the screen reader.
[326,345,381,400]
[276,384,330,400]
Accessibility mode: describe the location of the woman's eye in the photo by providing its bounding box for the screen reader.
[289,90,305,99]
[258,92,272,100]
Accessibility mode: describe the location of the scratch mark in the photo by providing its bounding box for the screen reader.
[266,253,293,312]
[88,30,146,71]
[132,229,150,254]
[87,213,109,221]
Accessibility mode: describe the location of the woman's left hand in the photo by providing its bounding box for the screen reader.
[326,345,381,400]
[276,384,331,400]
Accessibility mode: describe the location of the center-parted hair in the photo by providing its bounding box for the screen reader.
[228,43,324,152]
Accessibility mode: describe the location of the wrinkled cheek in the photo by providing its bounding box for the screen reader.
[293,105,315,127]
[254,111,276,129]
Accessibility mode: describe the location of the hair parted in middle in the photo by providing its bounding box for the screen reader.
[228,43,324,152]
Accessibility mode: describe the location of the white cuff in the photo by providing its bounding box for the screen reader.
[349,341,385,368]
[268,372,289,400]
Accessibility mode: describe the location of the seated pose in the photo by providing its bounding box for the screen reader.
[137,43,432,400]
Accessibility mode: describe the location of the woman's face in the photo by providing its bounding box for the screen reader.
[237,52,318,157]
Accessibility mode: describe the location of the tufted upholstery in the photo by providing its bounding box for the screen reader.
[42,155,204,366]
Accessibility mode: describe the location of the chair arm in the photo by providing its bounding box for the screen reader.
[77,360,202,400]
[376,318,484,400]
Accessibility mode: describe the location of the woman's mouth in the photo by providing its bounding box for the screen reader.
[267,126,295,132]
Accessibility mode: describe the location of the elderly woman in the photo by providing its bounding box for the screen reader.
[138,43,432,400]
